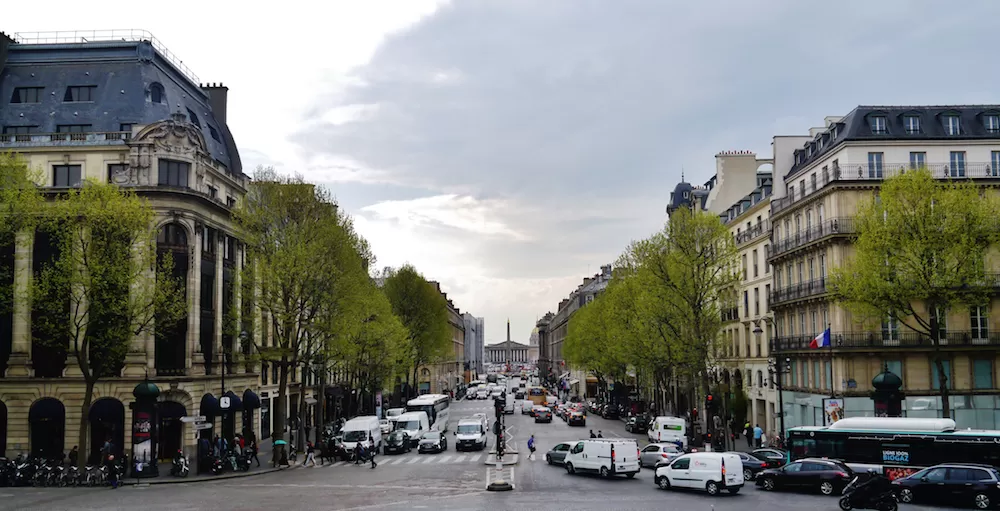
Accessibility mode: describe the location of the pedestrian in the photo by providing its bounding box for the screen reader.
[354,443,363,465]
[369,438,378,469]
[597,430,603,438]
[753,424,763,448]
[589,429,596,438]
[105,453,119,489]
[744,422,753,448]
[527,435,536,460]
[68,446,79,467]
[303,441,317,467]
[248,438,261,467]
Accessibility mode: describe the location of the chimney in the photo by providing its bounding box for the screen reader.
[601,264,612,279]
[507,319,510,342]
[0,31,16,72]
[201,82,229,124]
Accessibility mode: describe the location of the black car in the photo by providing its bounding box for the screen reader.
[756,458,854,496]
[567,411,586,426]
[728,451,768,481]
[514,391,525,399]
[418,431,447,453]
[534,407,553,423]
[751,448,788,467]
[625,415,649,433]
[383,431,411,455]
[893,463,1000,509]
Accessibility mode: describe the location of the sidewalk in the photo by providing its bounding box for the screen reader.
[124,438,291,485]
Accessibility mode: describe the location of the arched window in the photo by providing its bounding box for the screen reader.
[149,83,165,104]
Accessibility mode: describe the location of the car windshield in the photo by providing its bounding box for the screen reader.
[421,432,440,440]
[388,432,407,442]
[663,445,681,453]
[457,424,481,434]
[395,420,419,431]
[386,409,402,418]
[343,430,368,442]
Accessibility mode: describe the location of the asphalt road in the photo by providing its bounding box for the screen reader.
[0,377,978,510]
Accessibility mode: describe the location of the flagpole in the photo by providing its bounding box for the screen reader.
[828,324,835,400]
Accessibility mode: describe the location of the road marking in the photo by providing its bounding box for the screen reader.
[437,455,452,463]
[422,456,437,464]
[452,455,465,463]
[387,458,406,465]
[467,454,481,463]
[406,457,422,464]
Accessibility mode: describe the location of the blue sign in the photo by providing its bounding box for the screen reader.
[882,450,910,464]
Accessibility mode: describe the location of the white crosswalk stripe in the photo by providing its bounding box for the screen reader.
[422,456,437,464]
[406,457,422,464]
[315,453,487,469]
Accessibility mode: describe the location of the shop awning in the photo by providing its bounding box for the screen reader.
[242,389,261,410]
[586,376,598,383]
[559,372,571,379]
[199,393,220,417]
[305,397,318,405]
[569,379,581,386]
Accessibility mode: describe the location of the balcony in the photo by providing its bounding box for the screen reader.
[771,330,1000,352]
[769,277,827,306]
[772,162,1000,216]
[768,217,855,259]
[721,307,739,323]
[734,220,770,246]
[0,131,132,148]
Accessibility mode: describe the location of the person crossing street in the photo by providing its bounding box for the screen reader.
[527,435,536,460]
[368,438,378,469]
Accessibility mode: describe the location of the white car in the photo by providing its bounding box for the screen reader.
[379,419,392,434]
[654,452,744,495]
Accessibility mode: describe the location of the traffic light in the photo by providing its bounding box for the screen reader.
[705,393,715,411]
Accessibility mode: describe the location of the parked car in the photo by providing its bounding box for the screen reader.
[625,415,650,433]
[654,452,744,495]
[640,442,683,468]
[383,431,412,454]
[756,457,853,496]
[418,431,448,453]
[728,451,768,481]
[545,442,572,466]
[892,463,1000,509]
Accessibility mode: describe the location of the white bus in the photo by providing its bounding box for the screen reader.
[406,394,452,432]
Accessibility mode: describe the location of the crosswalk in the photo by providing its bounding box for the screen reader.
[306,453,487,469]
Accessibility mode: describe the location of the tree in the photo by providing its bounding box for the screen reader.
[643,208,740,401]
[0,155,44,353]
[233,167,358,443]
[382,264,450,398]
[31,180,185,468]
[829,169,1000,418]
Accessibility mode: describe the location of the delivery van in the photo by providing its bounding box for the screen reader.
[648,416,688,449]
[341,416,383,453]
[562,439,640,478]
[654,452,745,495]
[393,411,430,446]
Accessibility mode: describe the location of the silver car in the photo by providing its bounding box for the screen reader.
[640,442,683,468]
[545,442,573,466]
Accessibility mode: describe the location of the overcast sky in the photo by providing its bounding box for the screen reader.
[10,1,1000,345]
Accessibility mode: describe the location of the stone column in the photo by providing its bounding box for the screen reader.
[214,237,224,370]
[189,225,203,373]
[7,229,33,377]
[232,243,242,374]
[123,234,154,378]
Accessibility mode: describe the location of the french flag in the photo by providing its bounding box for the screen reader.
[810,328,831,349]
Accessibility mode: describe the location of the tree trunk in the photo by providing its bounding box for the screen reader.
[934,356,951,419]
[298,362,307,451]
[274,357,288,443]
[78,379,95,470]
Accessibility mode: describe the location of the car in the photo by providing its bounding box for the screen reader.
[892,463,1000,509]
[476,389,489,399]
[756,457,853,496]
[625,415,650,433]
[567,411,586,427]
[521,401,534,415]
[534,406,553,423]
[514,391,525,400]
[383,431,411,454]
[564,439,640,479]
[379,419,392,435]
[418,431,447,453]
[728,451,768,481]
[751,448,788,467]
[640,442,683,468]
[545,442,572,466]
[655,452,744,495]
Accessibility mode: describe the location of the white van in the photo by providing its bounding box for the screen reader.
[341,416,383,453]
[654,452,744,495]
[563,439,640,478]
[385,407,405,423]
[647,416,688,449]
[454,414,488,451]
[393,411,430,446]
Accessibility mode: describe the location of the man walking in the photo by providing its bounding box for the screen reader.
[753,424,764,449]
[589,430,596,438]
[745,421,753,449]
[303,441,317,467]
[369,438,378,469]
[527,435,536,461]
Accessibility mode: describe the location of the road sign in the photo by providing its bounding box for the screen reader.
[193,422,213,431]
[180,416,206,423]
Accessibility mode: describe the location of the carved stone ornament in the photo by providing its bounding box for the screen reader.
[110,164,133,185]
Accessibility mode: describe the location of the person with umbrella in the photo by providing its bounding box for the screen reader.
[273,438,289,467]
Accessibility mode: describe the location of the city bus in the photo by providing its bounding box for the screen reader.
[406,394,452,432]
[787,417,1000,480]
[527,386,549,406]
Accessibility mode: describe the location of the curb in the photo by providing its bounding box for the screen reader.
[483,454,519,466]
[123,466,287,485]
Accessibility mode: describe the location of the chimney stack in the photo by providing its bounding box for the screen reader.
[0,31,15,72]
[201,82,229,124]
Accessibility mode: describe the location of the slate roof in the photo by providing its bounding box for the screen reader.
[787,105,1000,180]
[1,38,241,174]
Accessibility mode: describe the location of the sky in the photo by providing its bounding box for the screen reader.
[9,1,1000,346]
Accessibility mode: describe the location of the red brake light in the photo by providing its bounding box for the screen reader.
[611,445,616,462]
[661,453,668,458]
[835,472,848,478]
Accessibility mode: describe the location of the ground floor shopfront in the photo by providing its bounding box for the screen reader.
[0,374,259,466]
[779,390,1000,431]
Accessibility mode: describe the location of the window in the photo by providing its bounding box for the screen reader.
[933,307,947,341]
[932,359,951,390]
[208,125,221,142]
[764,284,770,312]
[971,306,989,339]
[810,309,817,334]
[671,458,690,470]
[765,247,770,273]
[885,360,902,383]
[149,83,165,104]
[806,210,812,230]
[52,164,82,187]
[867,152,884,178]
[817,204,825,224]
[2,126,37,135]
[158,159,190,188]
[944,115,961,135]
[186,108,201,127]
[813,361,819,389]
[752,249,758,277]
[949,151,966,177]
[208,186,218,199]
[743,291,749,318]
[986,114,1000,134]
[881,315,899,342]
[775,268,782,288]
[786,263,793,285]
[56,124,92,133]
[824,360,832,390]
[119,123,133,133]
[754,287,760,316]
[226,196,236,208]
[63,86,96,102]
[870,116,887,134]
[992,151,1000,177]
[10,87,43,104]
[742,254,747,280]
[904,115,920,134]
[909,152,926,170]
[808,257,815,280]
[107,163,128,183]
[974,359,993,390]
[819,253,826,279]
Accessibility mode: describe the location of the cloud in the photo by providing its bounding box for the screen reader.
[293,0,1000,340]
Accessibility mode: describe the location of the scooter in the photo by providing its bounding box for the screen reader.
[170,450,189,477]
[839,476,898,511]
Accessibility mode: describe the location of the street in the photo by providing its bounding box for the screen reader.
[0,378,974,510]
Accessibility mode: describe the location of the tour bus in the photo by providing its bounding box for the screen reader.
[787,417,1000,480]
[527,386,549,406]
[406,394,452,432]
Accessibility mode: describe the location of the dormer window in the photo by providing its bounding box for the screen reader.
[208,125,220,142]
[944,115,961,135]
[186,108,201,127]
[149,83,165,104]
[10,87,43,104]
[870,116,887,134]
[985,114,1000,134]
[831,125,838,138]
[904,115,920,134]
[63,86,96,102]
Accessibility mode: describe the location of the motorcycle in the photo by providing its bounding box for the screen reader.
[170,450,190,477]
[839,475,898,511]
[210,454,225,475]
